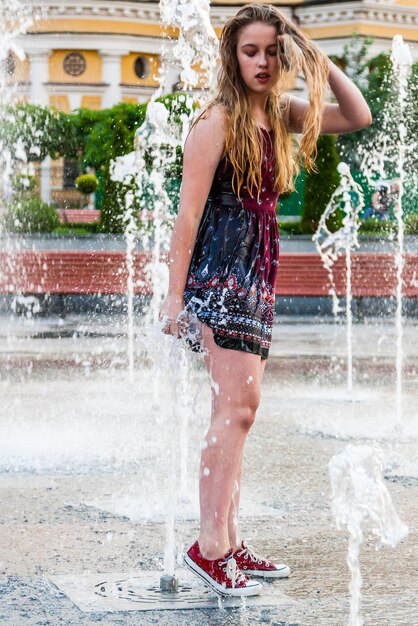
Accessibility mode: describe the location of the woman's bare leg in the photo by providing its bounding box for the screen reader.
[197,323,264,559]
[227,358,267,551]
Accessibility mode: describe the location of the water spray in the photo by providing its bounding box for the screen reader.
[313,162,364,391]
[329,444,408,626]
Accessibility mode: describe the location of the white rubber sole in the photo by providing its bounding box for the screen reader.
[184,554,263,597]
[244,564,290,579]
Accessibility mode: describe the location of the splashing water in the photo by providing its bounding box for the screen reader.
[329,444,408,626]
[358,36,414,424]
[0,1,47,318]
[110,0,219,379]
[111,0,219,578]
[313,162,364,391]
[390,36,413,424]
[159,0,218,91]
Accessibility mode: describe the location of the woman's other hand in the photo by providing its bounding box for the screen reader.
[158,294,186,338]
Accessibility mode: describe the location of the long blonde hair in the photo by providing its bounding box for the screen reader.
[190,3,330,199]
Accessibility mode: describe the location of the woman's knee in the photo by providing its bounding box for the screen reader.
[215,390,260,432]
[237,404,257,432]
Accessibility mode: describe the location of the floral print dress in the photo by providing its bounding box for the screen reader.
[183,128,279,360]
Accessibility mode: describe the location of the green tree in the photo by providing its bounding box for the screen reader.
[335,35,417,185]
[3,94,197,233]
[98,112,137,232]
[1,197,60,233]
[301,134,340,233]
[1,103,77,162]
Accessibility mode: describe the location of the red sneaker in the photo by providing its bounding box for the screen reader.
[233,540,290,579]
[184,541,262,597]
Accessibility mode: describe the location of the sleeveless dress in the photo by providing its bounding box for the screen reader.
[183,128,279,360]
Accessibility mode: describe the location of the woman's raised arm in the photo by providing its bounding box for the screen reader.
[287,59,372,135]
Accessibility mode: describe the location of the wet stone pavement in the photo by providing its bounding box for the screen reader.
[0,315,417,625]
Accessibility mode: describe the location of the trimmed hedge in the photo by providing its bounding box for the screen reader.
[75,174,98,195]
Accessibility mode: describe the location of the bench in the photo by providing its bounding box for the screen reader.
[1,251,417,298]
[56,209,100,224]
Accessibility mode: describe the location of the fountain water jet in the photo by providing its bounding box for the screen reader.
[111,0,219,593]
[390,36,413,424]
[313,162,364,391]
[0,0,36,209]
[329,444,408,626]
[357,35,414,425]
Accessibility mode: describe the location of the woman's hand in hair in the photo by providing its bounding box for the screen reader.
[277,34,303,74]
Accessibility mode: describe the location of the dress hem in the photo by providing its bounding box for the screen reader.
[184,303,269,361]
[212,333,269,360]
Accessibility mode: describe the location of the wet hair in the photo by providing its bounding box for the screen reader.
[189,3,330,199]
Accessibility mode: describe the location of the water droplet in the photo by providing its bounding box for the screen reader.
[203,467,210,476]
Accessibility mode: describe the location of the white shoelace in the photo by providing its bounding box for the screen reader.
[237,542,271,566]
[220,555,246,587]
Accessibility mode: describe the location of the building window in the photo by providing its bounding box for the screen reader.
[134,56,149,79]
[63,158,80,189]
[1,54,15,76]
[63,52,86,77]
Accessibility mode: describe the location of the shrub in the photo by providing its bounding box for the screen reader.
[75,174,98,195]
[358,217,388,233]
[278,221,306,235]
[53,223,98,235]
[1,197,60,233]
[405,212,418,235]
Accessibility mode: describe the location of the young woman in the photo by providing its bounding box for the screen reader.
[159,3,371,597]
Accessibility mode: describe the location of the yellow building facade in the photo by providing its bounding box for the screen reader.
[9,0,418,113]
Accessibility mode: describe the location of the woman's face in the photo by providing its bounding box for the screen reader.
[236,21,280,94]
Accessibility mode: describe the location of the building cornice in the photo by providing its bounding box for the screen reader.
[44,81,109,93]
[25,1,418,23]
[20,33,170,55]
[294,1,417,28]
[24,1,289,28]
[23,1,418,33]
[28,1,162,23]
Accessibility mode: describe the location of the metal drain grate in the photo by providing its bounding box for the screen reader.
[50,569,296,612]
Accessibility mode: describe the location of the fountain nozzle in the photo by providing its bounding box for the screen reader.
[160,574,179,593]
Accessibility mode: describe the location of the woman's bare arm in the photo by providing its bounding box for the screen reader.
[287,59,372,135]
[166,105,226,300]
